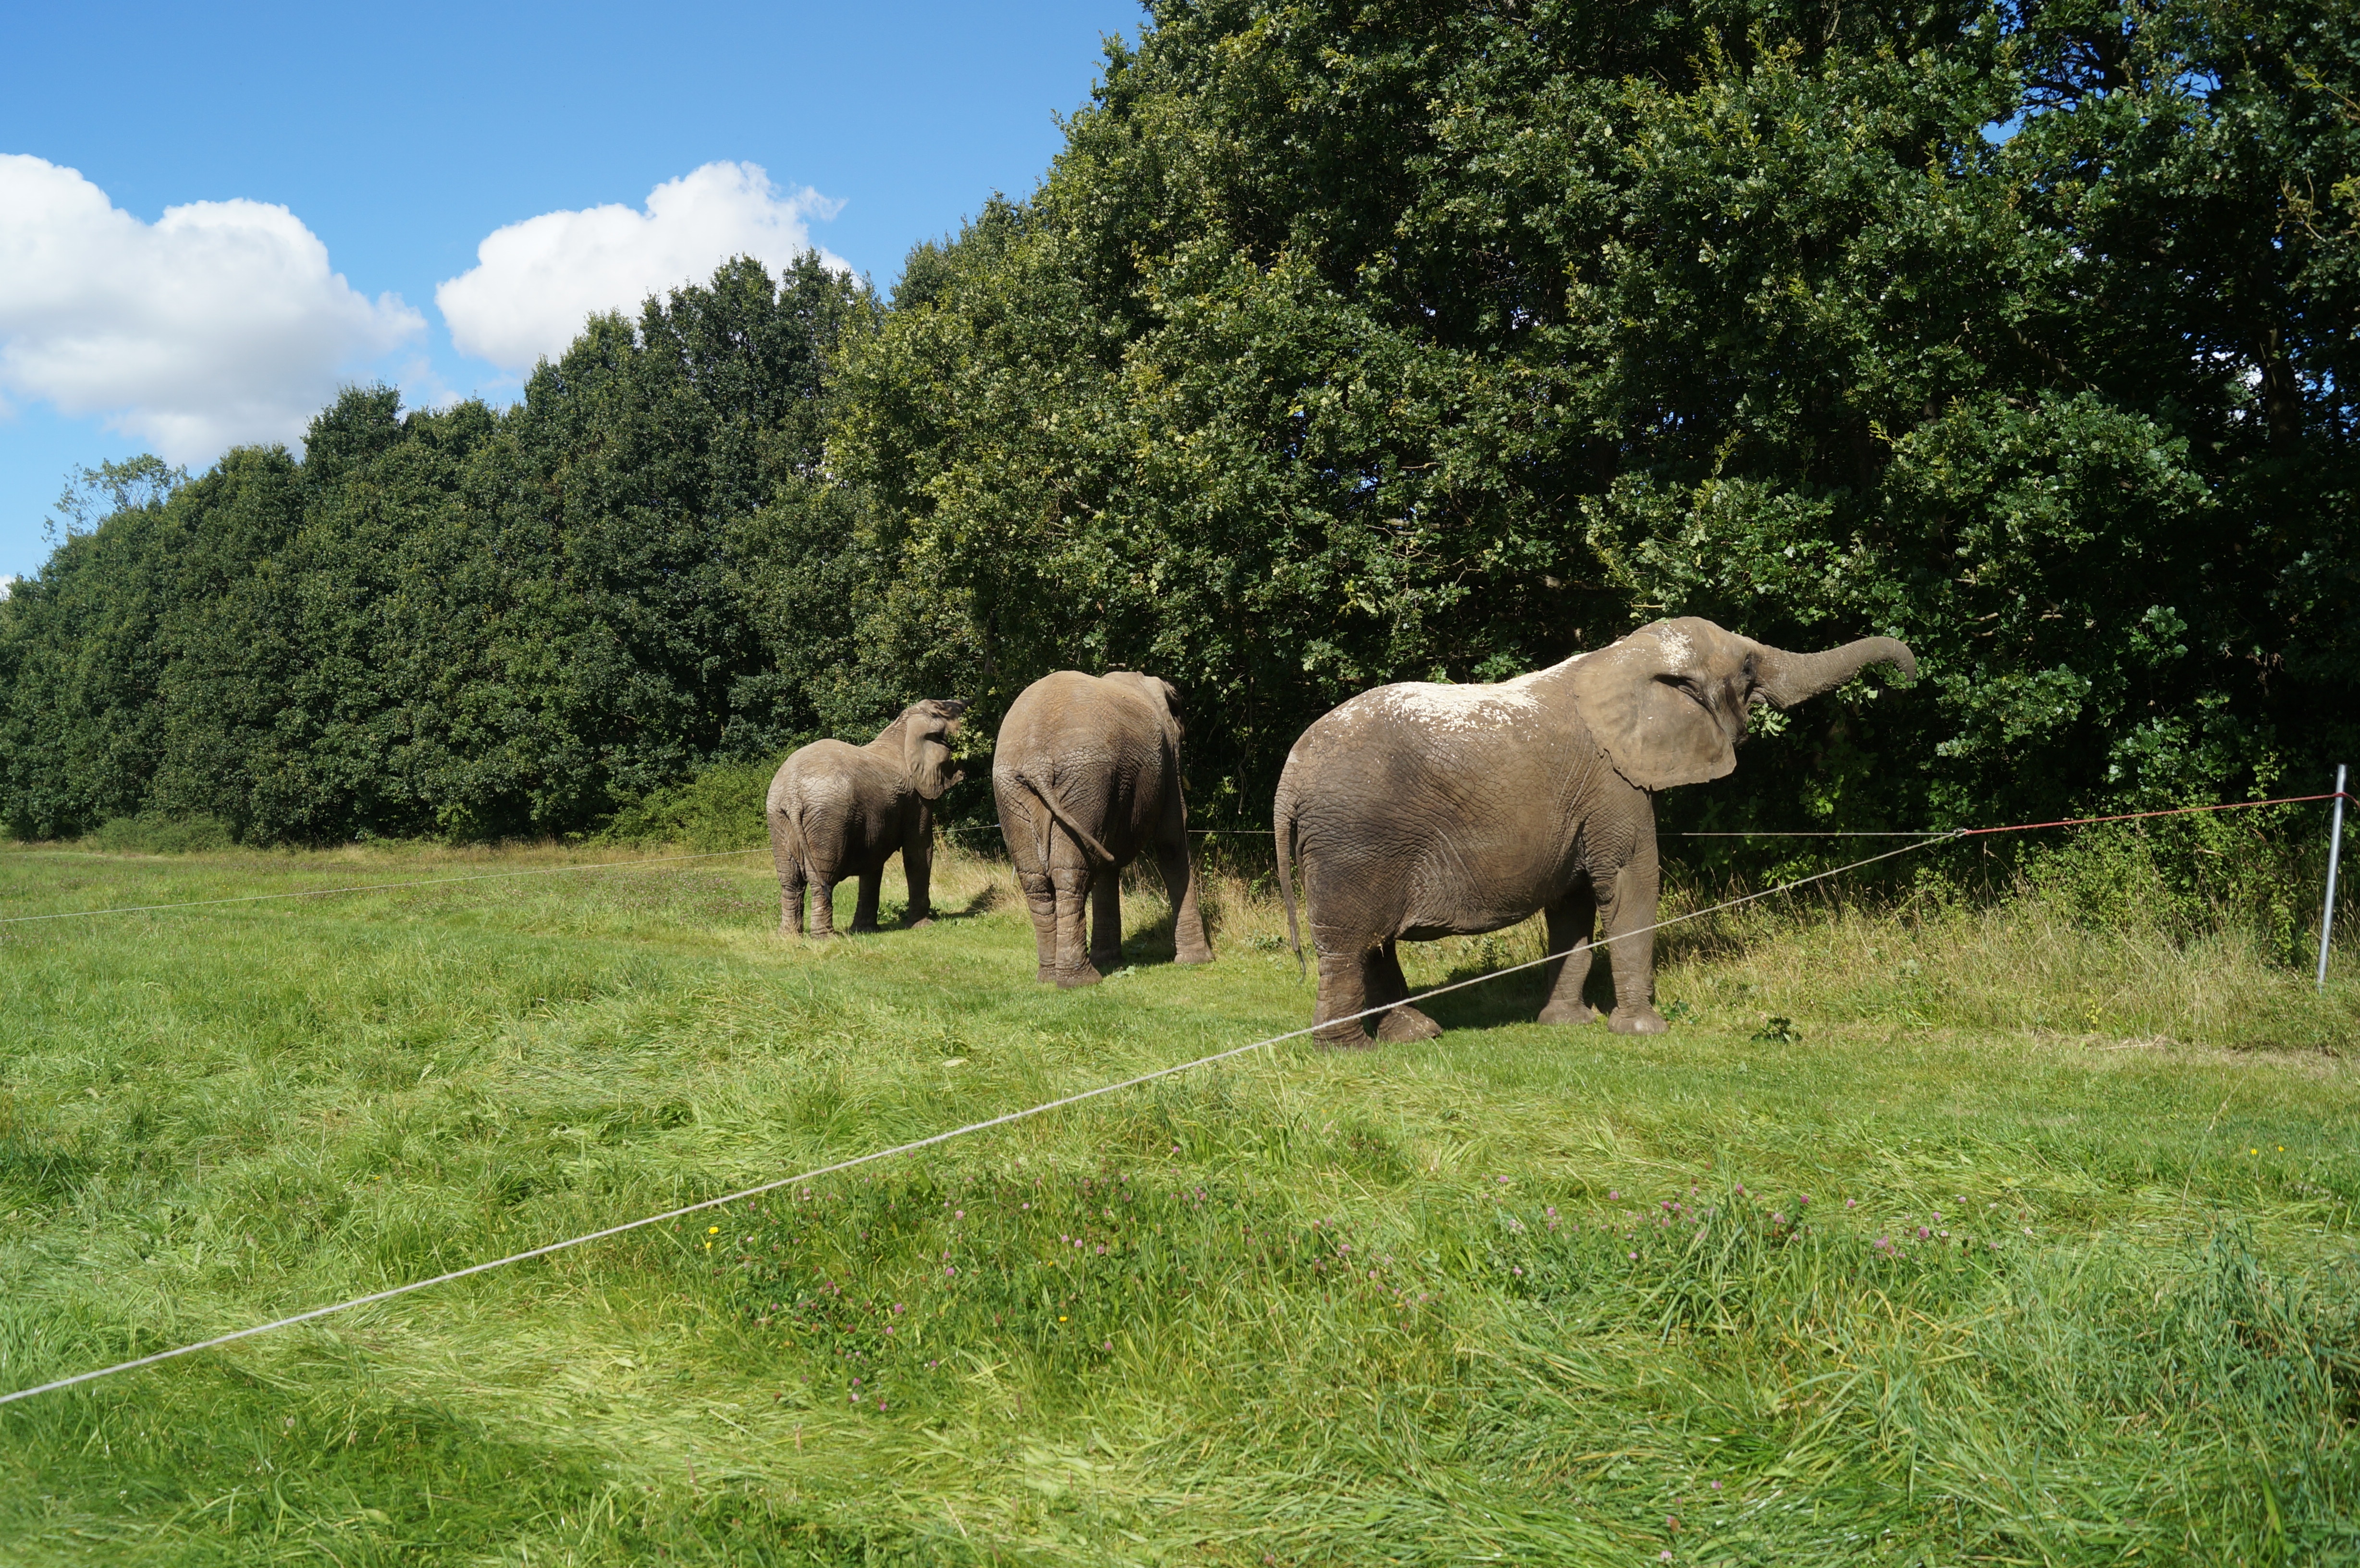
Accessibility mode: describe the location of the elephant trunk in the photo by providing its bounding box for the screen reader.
[1751,637,1917,710]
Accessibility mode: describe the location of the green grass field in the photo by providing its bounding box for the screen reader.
[1,838,2355,1565]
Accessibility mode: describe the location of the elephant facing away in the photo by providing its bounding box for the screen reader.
[1275,618,1915,1045]
[993,671,1214,986]
[768,699,967,937]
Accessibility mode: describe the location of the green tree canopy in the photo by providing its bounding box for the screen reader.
[834,0,2360,830]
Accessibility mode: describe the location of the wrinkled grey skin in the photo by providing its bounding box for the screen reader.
[1275,618,1915,1045]
[993,671,1215,987]
[768,699,967,936]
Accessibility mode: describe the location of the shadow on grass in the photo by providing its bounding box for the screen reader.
[949,881,1008,919]
[1414,952,1628,1033]
[831,880,1005,931]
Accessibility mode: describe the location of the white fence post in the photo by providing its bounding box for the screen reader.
[2321,764,2348,991]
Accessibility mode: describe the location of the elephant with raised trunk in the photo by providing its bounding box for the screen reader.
[768,699,967,937]
[994,671,1215,986]
[1275,618,1915,1045]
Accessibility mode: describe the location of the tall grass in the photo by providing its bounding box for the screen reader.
[0,834,2354,1563]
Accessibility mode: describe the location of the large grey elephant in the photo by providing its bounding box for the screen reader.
[1274,618,1915,1045]
[767,699,967,937]
[993,671,1215,986]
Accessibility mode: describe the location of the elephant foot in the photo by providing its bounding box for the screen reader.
[905,915,936,929]
[1608,1005,1669,1036]
[1173,947,1215,967]
[1088,948,1122,973]
[848,922,881,936]
[1538,999,1601,1026]
[1035,964,1055,984]
[1056,964,1104,989]
[1376,1005,1442,1042]
[1313,1024,1377,1050]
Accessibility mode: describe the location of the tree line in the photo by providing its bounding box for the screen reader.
[4,0,2355,849]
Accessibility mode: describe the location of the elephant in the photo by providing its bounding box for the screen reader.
[993,670,1215,986]
[767,699,968,937]
[1274,618,1915,1045]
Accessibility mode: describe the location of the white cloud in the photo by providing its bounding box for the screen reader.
[0,576,14,600]
[436,162,846,374]
[0,155,424,465]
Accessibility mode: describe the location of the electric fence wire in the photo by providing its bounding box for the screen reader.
[1675,791,2351,838]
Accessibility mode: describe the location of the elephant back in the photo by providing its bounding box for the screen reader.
[771,737,904,816]
[997,671,1176,770]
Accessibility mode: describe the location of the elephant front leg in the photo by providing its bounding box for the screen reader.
[1088,865,1123,973]
[850,872,884,934]
[1538,887,1600,1025]
[1052,867,1100,987]
[1597,860,1667,1035]
[1017,870,1058,982]
[901,824,936,927]
[1372,939,1440,1042]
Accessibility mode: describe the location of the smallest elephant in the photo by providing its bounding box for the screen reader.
[767,699,967,936]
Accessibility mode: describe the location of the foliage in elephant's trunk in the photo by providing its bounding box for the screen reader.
[1750,638,1918,712]
[894,698,967,801]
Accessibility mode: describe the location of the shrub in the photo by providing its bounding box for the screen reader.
[598,758,780,852]
[78,813,237,854]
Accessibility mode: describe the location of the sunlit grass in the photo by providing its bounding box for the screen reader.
[0,836,2354,1564]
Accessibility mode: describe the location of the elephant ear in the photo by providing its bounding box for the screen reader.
[901,699,965,801]
[1150,677,1185,747]
[1107,672,1185,751]
[1566,622,1739,792]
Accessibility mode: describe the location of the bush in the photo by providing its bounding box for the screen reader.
[78,813,237,854]
[598,758,780,852]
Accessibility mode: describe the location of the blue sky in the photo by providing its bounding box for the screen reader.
[0,0,1146,581]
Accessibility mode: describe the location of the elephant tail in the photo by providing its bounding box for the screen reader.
[1274,779,1305,980]
[765,783,807,886]
[1012,770,1117,867]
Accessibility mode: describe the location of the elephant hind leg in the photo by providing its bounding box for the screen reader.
[1052,867,1101,987]
[1313,938,1438,1047]
[807,877,842,938]
[1018,870,1058,982]
[777,862,808,936]
[1155,836,1214,966]
[768,809,807,935]
[1372,939,1441,1042]
[1088,865,1123,973]
[1312,945,1376,1047]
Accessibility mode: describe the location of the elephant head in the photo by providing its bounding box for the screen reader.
[896,698,969,800]
[1568,617,1916,792]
